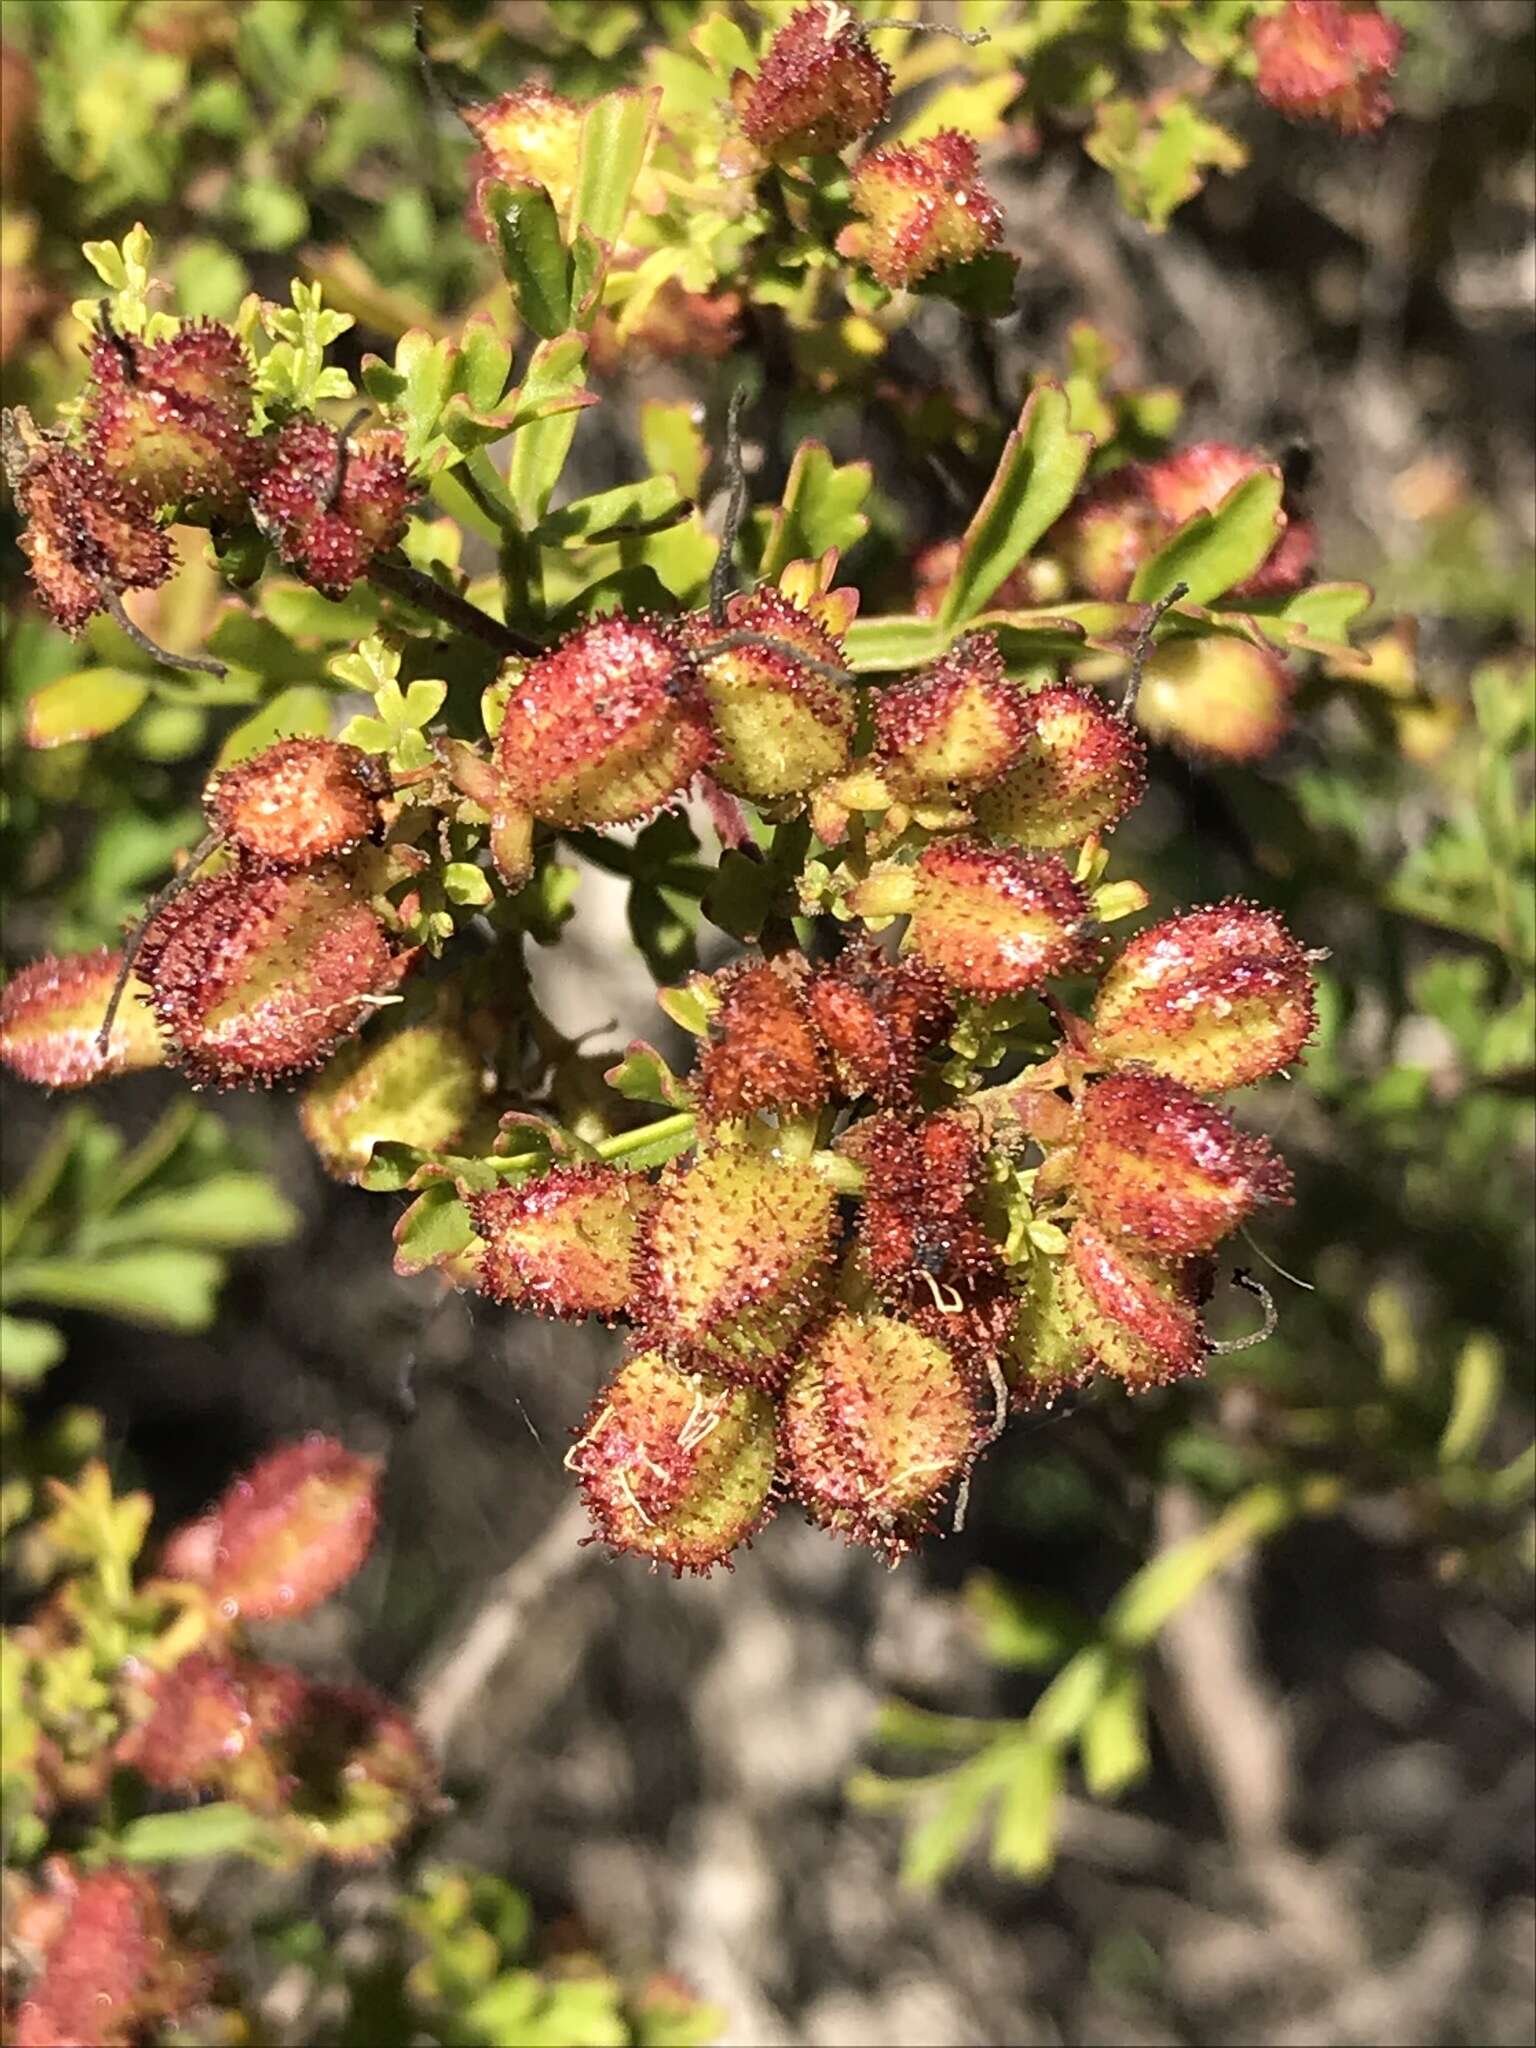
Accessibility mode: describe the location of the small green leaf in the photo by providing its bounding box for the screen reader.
[392,1185,475,1277]
[1086,96,1248,232]
[539,476,686,545]
[488,179,572,340]
[757,441,871,582]
[989,1742,1061,1879]
[641,400,708,500]
[444,861,494,907]
[1439,1334,1504,1466]
[844,616,949,672]
[0,1314,65,1386]
[899,1758,996,1890]
[81,1174,298,1252]
[604,1041,690,1108]
[507,335,591,528]
[26,670,149,749]
[4,1249,225,1331]
[939,384,1092,628]
[966,1575,1091,1668]
[1130,467,1285,605]
[568,87,661,251]
[1080,1661,1150,1800]
[114,1802,271,1863]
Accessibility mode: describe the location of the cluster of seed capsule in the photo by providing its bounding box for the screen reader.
[6,1436,431,2046]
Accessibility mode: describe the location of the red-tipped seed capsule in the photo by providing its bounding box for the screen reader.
[0,949,164,1089]
[908,839,1091,998]
[571,1348,778,1573]
[1091,901,1317,1093]
[973,681,1146,848]
[469,1164,655,1321]
[846,130,1004,289]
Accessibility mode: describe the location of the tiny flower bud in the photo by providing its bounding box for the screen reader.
[1135,634,1294,763]
[571,1348,777,1572]
[138,863,407,1087]
[635,1148,840,1384]
[0,949,163,1088]
[693,955,831,1126]
[847,130,1004,289]
[973,681,1146,848]
[494,613,716,828]
[121,1652,304,1812]
[206,737,388,869]
[8,436,172,633]
[252,418,414,600]
[1059,1219,1206,1387]
[806,939,952,1106]
[469,1164,655,1320]
[781,1311,981,1560]
[10,1866,211,2048]
[685,588,854,802]
[84,319,259,519]
[1073,1072,1293,1255]
[733,3,893,162]
[1251,0,1402,134]
[874,632,1027,800]
[464,83,585,223]
[1091,901,1317,1092]
[301,1015,488,1183]
[909,838,1091,998]
[1048,468,1159,602]
[169,1435,380,1623]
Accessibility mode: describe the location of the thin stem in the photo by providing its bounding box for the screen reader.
[594,1111,697,1163]
[367,556,541,658]
[95,831,221,1054]
[873,20,992,44]
[1207,1270,1278,1356]
[104,591,227,679]
[709,383,752,628]
[1120,580,1189,723]
[696,628,855,690]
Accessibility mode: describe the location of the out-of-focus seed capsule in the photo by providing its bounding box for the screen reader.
[120,1652,304,1812]
[279,1681,436,1862]
[781,1311,980,1561]
[571,1348,777,1573]
[83,319,259,519]
[1091,901,1317,1093]
[205,737,388,870]
[300,1015,488,1183]
[0,949,164,1088]
[1058,1219,1206,1387]
[162,1436,380,1624]
[251,418,414,600]
[806,939,952,1106]
[873,632,1027,800]
[7,435,172,633]
[973,680,1146,848]
[693,955,831,1126]
[10,1864,211,2048]
[469,1163,655,1321]
[138,863,406,1087]
[463,83,585,223]
[1073,1072,1293,1255]
[733,3,893,162]
[908,838,1091,998]
[1143,442,1315,600]
[1134,633,1294,763]
[846,130,1004,289]
[1048,467,1160,602]
[634,1148,839,1385]
[1251,0,1402,134]
[685,588,854,803]
[493,613,716,828]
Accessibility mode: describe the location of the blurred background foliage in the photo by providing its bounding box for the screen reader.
[2,2,1533,2043]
